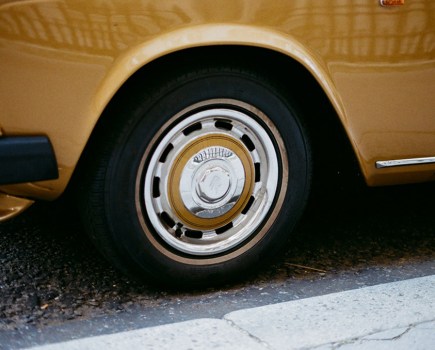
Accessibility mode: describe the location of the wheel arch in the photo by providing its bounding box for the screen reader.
[92,25,347,127]
[75,25,361,194]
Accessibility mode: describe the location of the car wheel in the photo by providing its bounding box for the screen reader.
[80,65,311,286]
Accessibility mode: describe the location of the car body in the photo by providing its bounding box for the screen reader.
[1,0,434,285]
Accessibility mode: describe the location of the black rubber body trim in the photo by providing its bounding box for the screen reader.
[0,136,59,185]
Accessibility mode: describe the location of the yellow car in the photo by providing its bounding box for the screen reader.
[1,0,434,285]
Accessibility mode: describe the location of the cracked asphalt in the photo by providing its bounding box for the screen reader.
[336,321,435,349]
[1,179,434,348]
[17,275,435,350]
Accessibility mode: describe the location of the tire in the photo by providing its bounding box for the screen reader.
[80,65,311,286]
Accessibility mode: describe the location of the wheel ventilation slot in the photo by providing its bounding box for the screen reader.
[160,212,175,228]
[214,120,233,130]
[215,222,233,234]
[254,162,261,182]
[175,228,183,238]
[152,177,160,198]
[242,196,255,215]
[159,144,174,163]
[185,230,203,239]
[241,135,255,151]
[183,122,202,135]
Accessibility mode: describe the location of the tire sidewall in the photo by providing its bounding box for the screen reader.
[105,71,310,283]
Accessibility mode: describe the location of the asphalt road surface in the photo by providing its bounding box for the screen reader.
[1,180,434,348]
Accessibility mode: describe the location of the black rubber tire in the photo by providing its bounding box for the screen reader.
[79,64,311,287]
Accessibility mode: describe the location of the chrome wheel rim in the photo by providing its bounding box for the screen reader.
[143,101,280,256]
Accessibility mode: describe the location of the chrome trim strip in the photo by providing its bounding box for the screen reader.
[376,157,435,169]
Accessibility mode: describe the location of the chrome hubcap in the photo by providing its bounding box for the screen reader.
[167,133,254,231]
[180,146,246,219]
[143,100,281,256]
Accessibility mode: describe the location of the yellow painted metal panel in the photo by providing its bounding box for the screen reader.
[0,193,34,221]
[0,0,434,200]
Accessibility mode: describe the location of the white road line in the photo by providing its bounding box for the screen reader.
[225,274,435,349]
[23,275,435,350]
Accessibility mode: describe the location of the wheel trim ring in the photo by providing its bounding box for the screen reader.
[168,134,255,230]
[136,99,288,264]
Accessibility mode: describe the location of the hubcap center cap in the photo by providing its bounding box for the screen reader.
[178,144,247,219]
[197,167,231,203]
[166,133,255,229]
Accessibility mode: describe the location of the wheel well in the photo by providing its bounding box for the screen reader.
[76,45,361,194]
